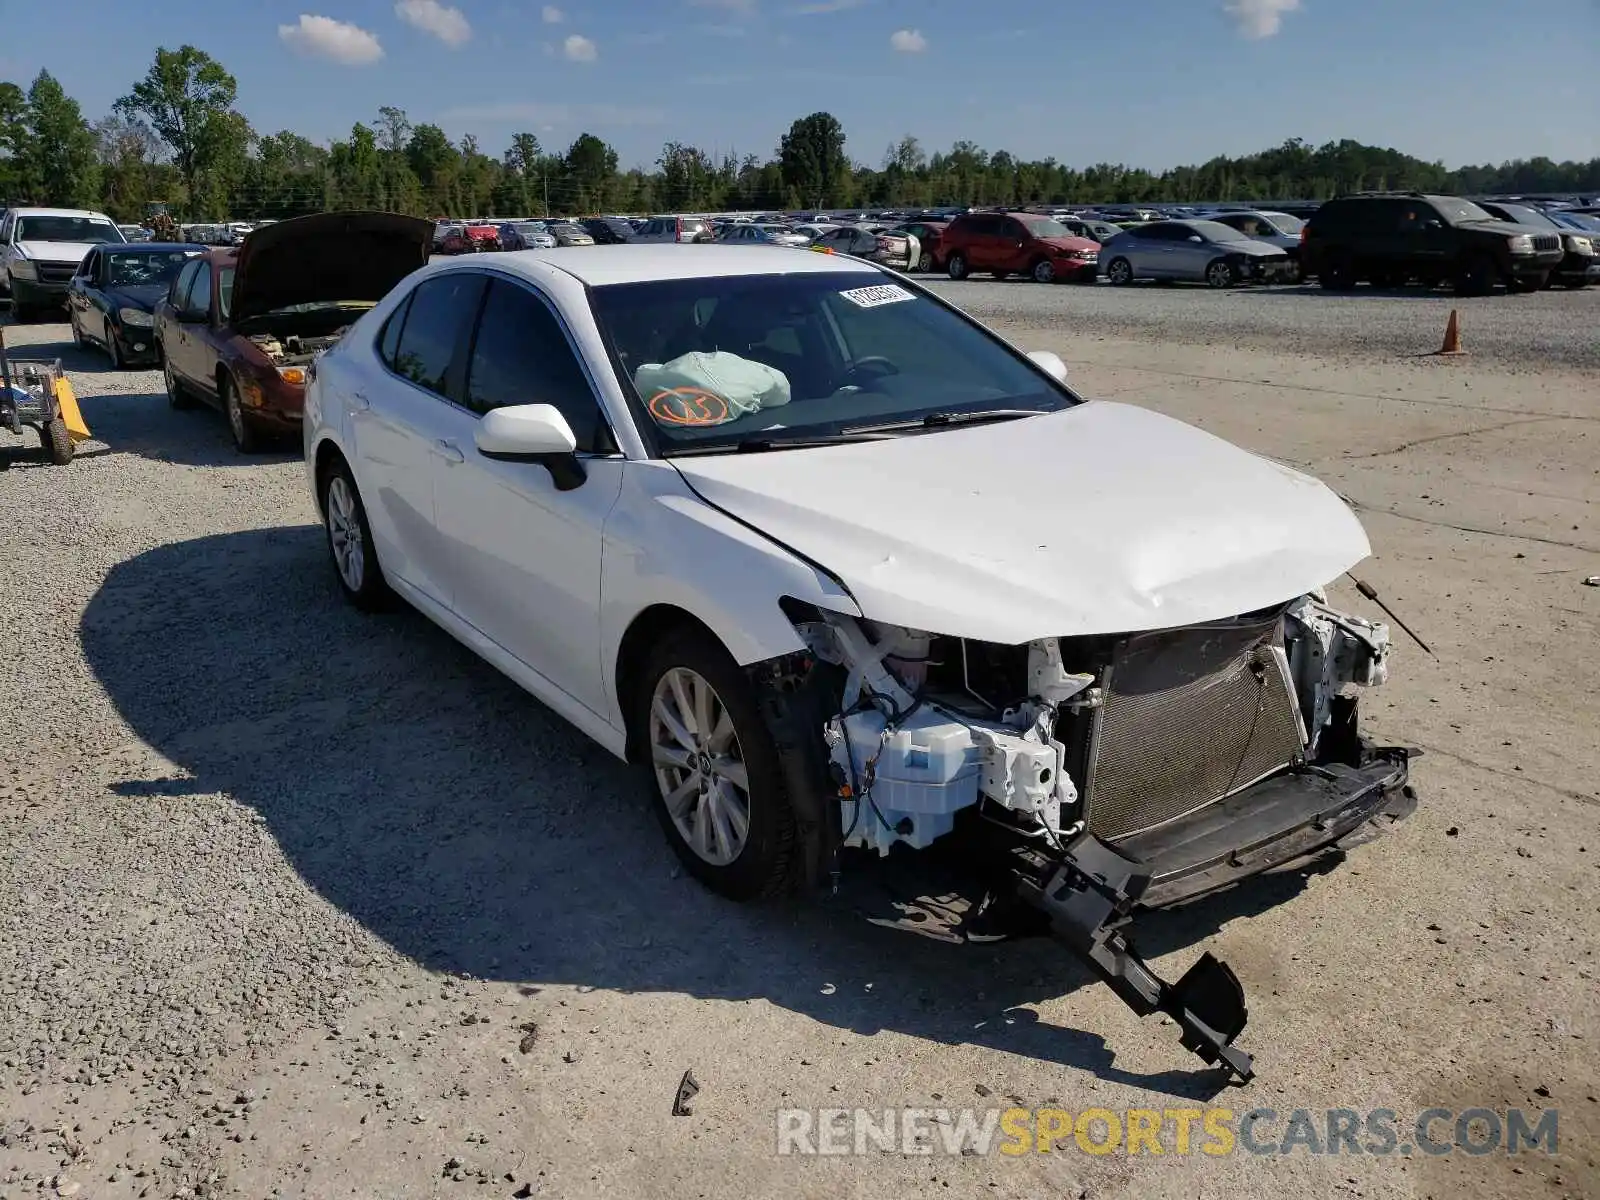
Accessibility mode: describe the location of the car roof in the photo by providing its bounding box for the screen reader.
[491,243,881,286]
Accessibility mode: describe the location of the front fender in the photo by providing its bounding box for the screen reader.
[599,460,860,718]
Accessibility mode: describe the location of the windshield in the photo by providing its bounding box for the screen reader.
[1017,217,1073,239]
[589,271,1075,454]
[1495,204,1555,228]
[1189,220,1250,242]
[1435,198,1493,224]
[105,250,197,288]
[17,215,124,244]
[1553,212,1600,233]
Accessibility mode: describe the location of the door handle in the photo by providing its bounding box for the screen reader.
[432,438,464,464]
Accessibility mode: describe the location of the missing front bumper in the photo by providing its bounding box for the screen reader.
[1011,748,1414,1083]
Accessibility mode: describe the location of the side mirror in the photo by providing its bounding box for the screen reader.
[1027,349,1069,383]
[475,403,586,490]
[1188,235,1204,243]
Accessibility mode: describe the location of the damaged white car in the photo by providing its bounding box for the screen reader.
[303,245,1416,1082]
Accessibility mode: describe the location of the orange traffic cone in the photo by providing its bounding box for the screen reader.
[1434,309,1465,356]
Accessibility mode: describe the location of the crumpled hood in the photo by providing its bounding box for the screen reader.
[1225,238,1290,257]
[671,401,1372,643]
[16,241,101,266]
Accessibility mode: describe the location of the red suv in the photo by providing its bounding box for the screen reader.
[940,212,1100,283]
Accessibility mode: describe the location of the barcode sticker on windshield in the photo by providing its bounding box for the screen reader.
[838,284,914,308]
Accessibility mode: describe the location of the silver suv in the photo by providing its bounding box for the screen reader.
[633,215,711,244]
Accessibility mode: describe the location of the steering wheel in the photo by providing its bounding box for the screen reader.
[838,356,900,388]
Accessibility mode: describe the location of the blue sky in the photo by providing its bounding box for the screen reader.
[3,0,1596,171]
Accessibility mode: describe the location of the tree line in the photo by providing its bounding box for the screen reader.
[4,46,1598,224]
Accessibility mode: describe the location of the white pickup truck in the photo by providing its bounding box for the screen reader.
[1,207,127,322]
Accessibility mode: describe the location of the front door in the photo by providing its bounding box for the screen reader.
[431,275,622,715]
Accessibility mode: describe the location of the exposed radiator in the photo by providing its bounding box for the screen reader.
[1082,615,1305,842]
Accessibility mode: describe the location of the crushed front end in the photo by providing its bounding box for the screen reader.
[776,592,1415,1082]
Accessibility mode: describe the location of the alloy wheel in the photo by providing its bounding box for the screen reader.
[1033,260,1055,283]
[224,379,246,445]
[325,476,366,593]
[648,666,750,867]
[1207,261,1234,288]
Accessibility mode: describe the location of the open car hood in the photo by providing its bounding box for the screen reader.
[671,401,1372,644]
[229,211,433,326]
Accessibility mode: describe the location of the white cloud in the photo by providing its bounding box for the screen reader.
[277,14,385,65]
[563,33,598,61]
[395,0,472,46]
[889,27,927,52]
[542,4,564,21]
[690,0,755,11]
[1223,0,1300,39]
[789,0,864,12]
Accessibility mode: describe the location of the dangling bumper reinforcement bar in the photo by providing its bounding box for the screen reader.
[1013,832,1255,1084]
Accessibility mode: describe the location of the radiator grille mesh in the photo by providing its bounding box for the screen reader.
[1084,617,1304,841]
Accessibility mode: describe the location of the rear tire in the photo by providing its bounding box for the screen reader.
[163,352,195,410]
[945,253,969,280]
[1106,257,1134,286]
[1319,252,1357,291]
[633,625,797,902]
[320,458,391,611]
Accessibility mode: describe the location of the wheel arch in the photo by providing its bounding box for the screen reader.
[310,437,349,520]
[614,604,724,763]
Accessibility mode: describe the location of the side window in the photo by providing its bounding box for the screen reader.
[77,251,97,280]
[1002,219,1029,239]
[391,273,487,399]
[1396,202,1436,231]
[377,292,413,368]
[463,279,604,451]
[188,265,212,317]
[170,260,199,307]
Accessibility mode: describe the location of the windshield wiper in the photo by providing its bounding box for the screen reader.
[844,408,1045,435]
[665,431,896,457]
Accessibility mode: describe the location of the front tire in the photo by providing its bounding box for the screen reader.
[42,418,73,465]
[1030,259,1056,284]
[320,460,391,611]
[1106,257,1134,286]
[220,373,264,453]
[106,330,124,370]
[1205,258,1237,289]
[635,626,797,901]
[1454,253,1496,296]
[945,252,969,280]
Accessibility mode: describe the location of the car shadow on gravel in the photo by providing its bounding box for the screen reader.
[82,527,1323,1099]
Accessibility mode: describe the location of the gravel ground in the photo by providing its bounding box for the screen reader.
[1,303,1597,1200]
[922,276,1600,370]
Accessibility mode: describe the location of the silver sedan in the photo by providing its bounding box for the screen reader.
[1099,220,1294,287]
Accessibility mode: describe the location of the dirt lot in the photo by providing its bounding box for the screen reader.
[1,295,1597,1200]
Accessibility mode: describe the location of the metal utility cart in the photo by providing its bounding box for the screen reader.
[0,327,89,466]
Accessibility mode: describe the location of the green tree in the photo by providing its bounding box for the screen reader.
[657,141,714,211]
[778,112,847,208]
[114,46,243,217]
[24,71,99,207]
[564,132,618,213]
[0,81,31,200]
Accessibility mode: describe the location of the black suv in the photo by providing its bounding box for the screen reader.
[1302,192,1566,295]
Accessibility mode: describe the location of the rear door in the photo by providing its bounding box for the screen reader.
[349,271,487,606]
[430,275,624,714]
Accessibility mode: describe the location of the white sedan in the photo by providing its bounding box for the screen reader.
[303,244,1414,1079]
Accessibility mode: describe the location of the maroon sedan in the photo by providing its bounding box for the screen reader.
[155,211,432,452]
